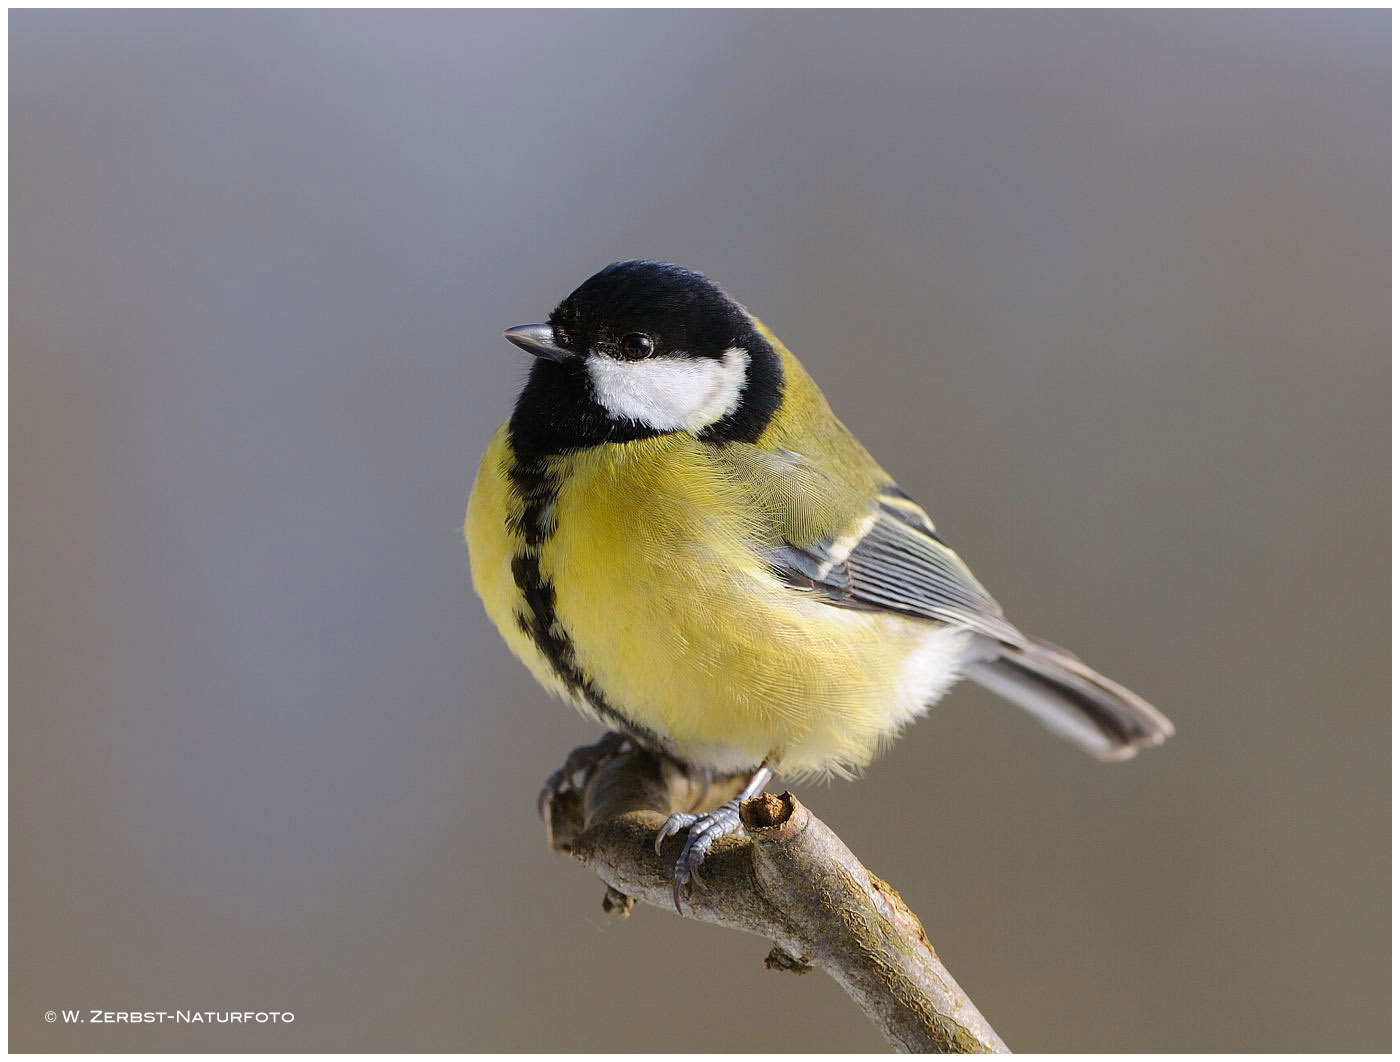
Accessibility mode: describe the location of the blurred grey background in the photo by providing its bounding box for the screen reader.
[11,9,1388,1053]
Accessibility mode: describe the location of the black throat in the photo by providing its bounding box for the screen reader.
[506,357,663,466]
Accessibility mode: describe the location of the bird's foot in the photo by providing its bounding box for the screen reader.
[654,799,746,912]
[537,732,631,818]
[653,763,775,912]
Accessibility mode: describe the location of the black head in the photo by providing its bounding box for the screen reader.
[504,261,783,462]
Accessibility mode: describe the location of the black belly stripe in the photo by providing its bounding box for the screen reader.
[505,453,668,753]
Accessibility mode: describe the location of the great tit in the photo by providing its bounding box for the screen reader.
[466,260,1172,902]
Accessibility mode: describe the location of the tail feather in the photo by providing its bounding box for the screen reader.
[963,636,1173,761]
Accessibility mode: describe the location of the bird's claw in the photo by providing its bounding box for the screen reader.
[652,811,696,856]
[654,799,745,913]
[537,732,631,819]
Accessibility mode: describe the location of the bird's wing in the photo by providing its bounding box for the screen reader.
[717,445,1021,643]
[716,440,1174,759]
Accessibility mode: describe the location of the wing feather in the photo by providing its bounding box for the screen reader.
[717,444,1017,641]
[786,512,1021,642]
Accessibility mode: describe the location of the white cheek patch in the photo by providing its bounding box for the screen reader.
[587,346,750,432]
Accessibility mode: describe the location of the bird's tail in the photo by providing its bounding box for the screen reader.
[962,635,1173,761]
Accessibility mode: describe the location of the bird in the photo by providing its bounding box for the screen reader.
[465,259,1173,905]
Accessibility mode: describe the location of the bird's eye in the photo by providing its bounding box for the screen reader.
[619,333,654,360]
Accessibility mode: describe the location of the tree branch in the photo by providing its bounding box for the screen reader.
[543,749,1009,1053]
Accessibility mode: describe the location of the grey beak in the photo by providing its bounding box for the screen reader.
[503,323,571,362]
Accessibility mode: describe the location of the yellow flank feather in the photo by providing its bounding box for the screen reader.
[465,331,964,779]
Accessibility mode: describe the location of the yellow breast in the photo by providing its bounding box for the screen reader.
[465,424,962,779]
